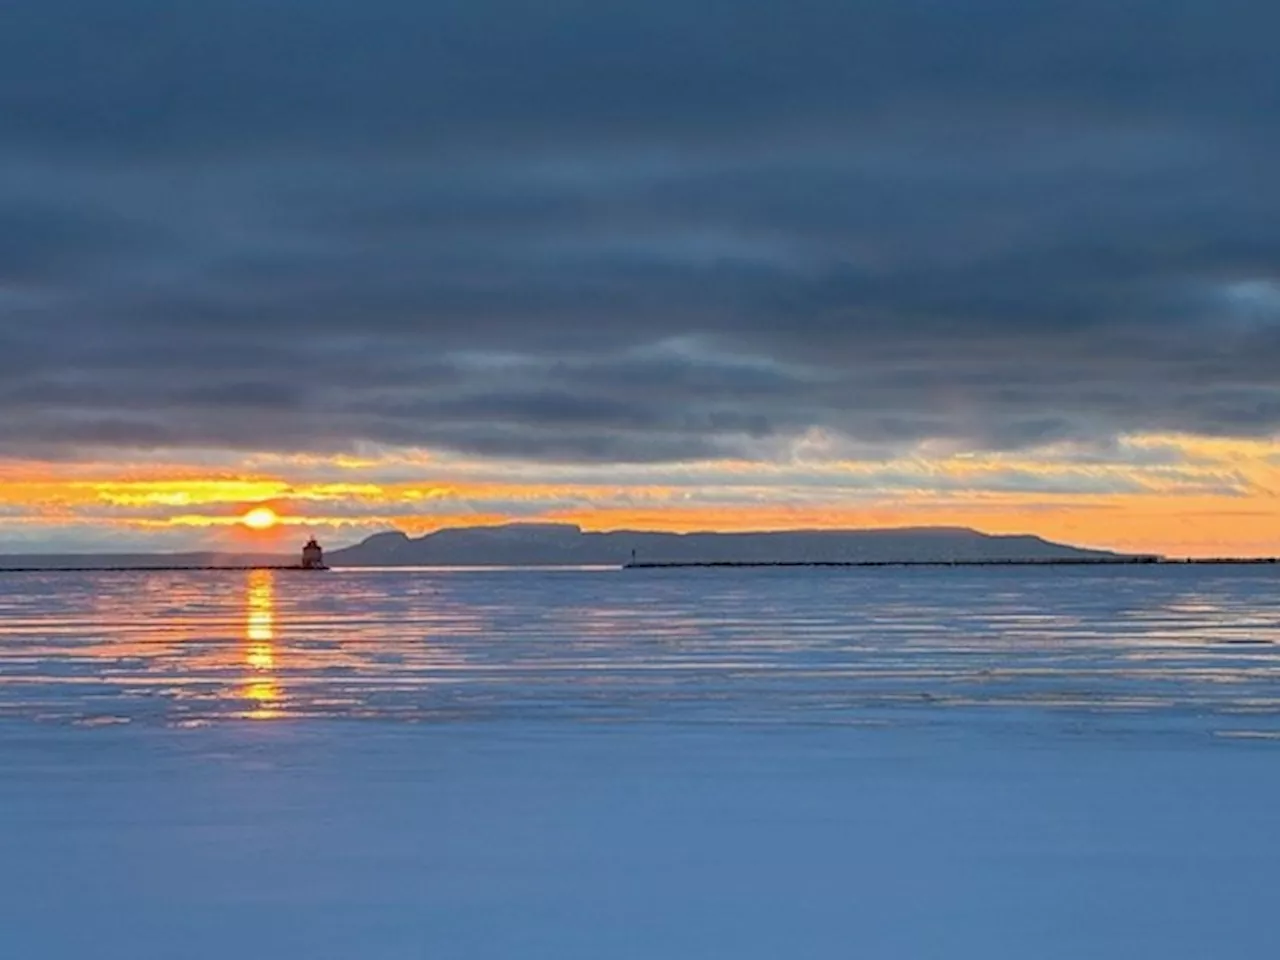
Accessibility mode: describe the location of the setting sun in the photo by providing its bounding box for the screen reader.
[241,506,280,530]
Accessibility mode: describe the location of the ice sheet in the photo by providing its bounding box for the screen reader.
[2,566,1279,957]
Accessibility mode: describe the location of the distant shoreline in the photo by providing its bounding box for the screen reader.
[0,557,1277,573]
[0,565,324,574]
[624,557,1275,569]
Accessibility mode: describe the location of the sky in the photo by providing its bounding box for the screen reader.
[1,0,1279,557]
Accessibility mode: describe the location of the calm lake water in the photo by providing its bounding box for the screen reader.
[4,566,1280,959]
[2,564,1280,733]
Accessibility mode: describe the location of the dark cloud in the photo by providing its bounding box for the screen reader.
[0,0,1278,462]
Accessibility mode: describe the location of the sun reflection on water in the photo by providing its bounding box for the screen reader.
[5,567,1280,730]
[243,569,281,719]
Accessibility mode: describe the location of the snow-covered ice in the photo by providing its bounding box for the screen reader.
[2,565,1279,958]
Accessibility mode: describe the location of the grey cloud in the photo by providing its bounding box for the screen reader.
[0,0,1278,462]
[4,1,1276,154]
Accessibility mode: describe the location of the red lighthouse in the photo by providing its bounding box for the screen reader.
[301,537,326,570]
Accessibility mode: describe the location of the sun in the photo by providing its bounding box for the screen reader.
[241,506,280,531]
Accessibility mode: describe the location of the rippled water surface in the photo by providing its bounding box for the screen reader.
[4,564,1280,732]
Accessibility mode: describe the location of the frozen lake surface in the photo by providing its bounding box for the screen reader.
[2,565,1279,958]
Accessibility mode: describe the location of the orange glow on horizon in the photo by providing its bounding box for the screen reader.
[0,431,1278,558]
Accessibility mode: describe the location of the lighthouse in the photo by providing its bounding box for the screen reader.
[301,537,326,570]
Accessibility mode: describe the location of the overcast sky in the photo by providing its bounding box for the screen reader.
[1,0,1278,554]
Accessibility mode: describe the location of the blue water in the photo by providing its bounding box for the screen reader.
[3,566,1280,959]
[2,565,1279,732]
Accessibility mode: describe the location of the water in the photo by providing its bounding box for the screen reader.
[3,566,1280,958]
[3,565,1280,732]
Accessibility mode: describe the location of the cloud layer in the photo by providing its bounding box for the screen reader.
[1,2,1278,479]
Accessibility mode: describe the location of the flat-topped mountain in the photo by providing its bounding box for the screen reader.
[327,523,1136,566]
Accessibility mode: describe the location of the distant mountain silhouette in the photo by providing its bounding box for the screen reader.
[327,523,1135,566]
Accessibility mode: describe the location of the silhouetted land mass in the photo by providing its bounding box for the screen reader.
[326,523,1150,566]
